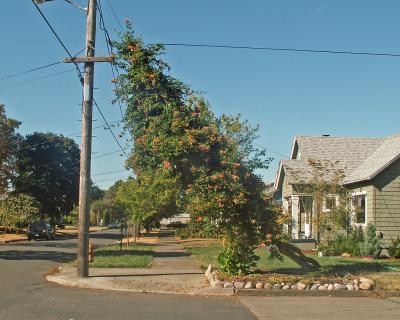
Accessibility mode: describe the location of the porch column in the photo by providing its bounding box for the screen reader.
[291,195,300,239]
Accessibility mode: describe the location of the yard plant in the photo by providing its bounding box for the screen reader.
[113,23,280,275]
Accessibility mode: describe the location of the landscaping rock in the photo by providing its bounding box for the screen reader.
[273,284,282,290]
[264,283,273,290]
[341,252,352,258]
[291,284,298,290]
[318,285,327,291]
[359,282,373,291]
[353,279,360,285]
[334,283,347,291]
[282,284,291,290]
[327,284,335,291]
[224,282,233,288]
[354,284,360,291]
[205,264,212,278]
[297,282,307,290]
[210,280,223,288]
[244,281,254,289]
[234,281,245,289]
[360,277,375,286]
[346,284,354,291]
[255,282,264,289]
[310,284,318,291]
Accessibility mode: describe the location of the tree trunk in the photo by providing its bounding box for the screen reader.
[276,241,320,272]
[119,224,123,251]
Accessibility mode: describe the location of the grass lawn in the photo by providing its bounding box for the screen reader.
[90,244,153,268]
[184,241,400,276]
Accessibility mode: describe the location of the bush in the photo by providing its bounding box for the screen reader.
[359,223,381,258]
[319,227,364,256]
[388,236,400,258]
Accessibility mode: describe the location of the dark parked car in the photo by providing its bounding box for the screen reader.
[27,221,56,241]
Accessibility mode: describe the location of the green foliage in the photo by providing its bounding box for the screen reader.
[218,230,260,275]
[320,225,382,258]
[113,25,276,275]
[319,227,364,256]
[14,132,80,223]
[0,104,21,194]
[116,170,178,226]
[0,194,40,232]
[90,182,105,202]
[388,236,400,259]
[359,223,382,258]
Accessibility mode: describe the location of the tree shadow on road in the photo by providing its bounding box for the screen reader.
[0,250,75,263]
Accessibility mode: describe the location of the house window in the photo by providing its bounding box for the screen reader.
[324,197,335,211]
[352,194,366,224]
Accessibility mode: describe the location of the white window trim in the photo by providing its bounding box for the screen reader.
[351,191,367,227]
[322,194,339,213]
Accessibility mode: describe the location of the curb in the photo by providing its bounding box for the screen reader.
[46,274,230,296]
[234,288,400,298]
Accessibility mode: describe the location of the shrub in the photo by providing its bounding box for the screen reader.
[319,227,364,256]
[388,236,400,259]
[359,223,382,258]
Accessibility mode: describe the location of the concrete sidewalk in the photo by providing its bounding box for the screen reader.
[47,230,220,295]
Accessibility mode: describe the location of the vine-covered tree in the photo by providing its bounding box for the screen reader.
[14,132,80,224]
[113,23,277,274]
[0,194,40,234]
[0,104,21,194]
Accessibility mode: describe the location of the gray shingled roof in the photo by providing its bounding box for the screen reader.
[345,134,400,184]
[276,134,400,187]
[295,136,385,175]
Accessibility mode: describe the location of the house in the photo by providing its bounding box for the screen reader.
[272,134,400,249]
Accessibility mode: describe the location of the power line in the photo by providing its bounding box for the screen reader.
[0,61,63,81]
[0,46,86,84]
[157,43,400,58]
[98,1,124,119]
[0,69,76,91]
[92,169,129,176]
[31,0,83,83]
[93,99,129,158]
[92,148,129,159]
[32,0,128,159]
[105,0,124,32]
[93,174,131,183]
[19,120,121,151]
[254,142,290,159]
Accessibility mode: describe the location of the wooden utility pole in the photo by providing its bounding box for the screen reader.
[77,0,97,278]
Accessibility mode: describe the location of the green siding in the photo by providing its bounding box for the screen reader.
[371,159,400,249]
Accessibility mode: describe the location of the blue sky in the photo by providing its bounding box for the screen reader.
[1,0,400,189]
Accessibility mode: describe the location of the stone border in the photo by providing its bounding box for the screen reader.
[204,264,383,296]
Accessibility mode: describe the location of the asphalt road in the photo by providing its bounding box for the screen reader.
[0,230,256,320]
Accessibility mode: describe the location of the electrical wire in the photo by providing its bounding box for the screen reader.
[0,61,63,81]
[93,98,129,158]
[159,43,400,58]
[32,0,128,159]
[92,169,129,176]
[98,0,124,119]
[92,148,129,160]
[0,69,76,91]
[18,120,121,151]
[31,0,83,83]
[105,0,124,32]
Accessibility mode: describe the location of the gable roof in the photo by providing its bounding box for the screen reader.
[345,134,400,184]
[275,134,400,189]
